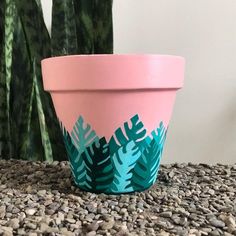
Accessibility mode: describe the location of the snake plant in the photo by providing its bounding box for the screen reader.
[0,0,113,161]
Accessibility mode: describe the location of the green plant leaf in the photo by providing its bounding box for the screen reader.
[9,10,36,159]
[73,0,94,54]
[0,0,16,158]
[33,61,53,162]
[110,141,141,193]
[51,0,78,56]
[15,0,67,161]
[61,125,78,180]
[131,139,162,190]
[71,116,99,160]
[93,0,113,54]
[81,137,113,192]
[109,114,147,155]
[15,0,51,61]
[0,0,8,157]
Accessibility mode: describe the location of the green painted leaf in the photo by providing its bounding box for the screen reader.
[81,137,113,192]
[51,0,78,56]
[109,114,147,155]
[145,121,167,149]
[132,122,167,190]
[131,139,162,190]
[71,116,99,160]
[110,141,141,193]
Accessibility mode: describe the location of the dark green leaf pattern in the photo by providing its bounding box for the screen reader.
[93,0,113,54]
[81,137,113,192]
[51,0,78,56]
[61,114,167,194]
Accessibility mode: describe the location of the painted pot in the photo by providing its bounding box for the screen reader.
[41,55,185,194]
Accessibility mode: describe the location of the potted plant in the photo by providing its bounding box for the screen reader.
[42,54,185,194]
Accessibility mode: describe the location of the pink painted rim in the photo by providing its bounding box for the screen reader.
[41,54,185,91]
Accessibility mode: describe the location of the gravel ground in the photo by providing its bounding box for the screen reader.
[0,160,236,236]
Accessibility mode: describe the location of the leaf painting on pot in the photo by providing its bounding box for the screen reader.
[61,114,167,194]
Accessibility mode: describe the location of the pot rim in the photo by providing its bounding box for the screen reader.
[41,54,185,91]
[42,54,184,62]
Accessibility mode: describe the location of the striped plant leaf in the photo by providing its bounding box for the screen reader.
[61,126,79,180]
[33,61,53,162]
[51,0,78,56]
[93,0,113,54]
[80,137,113,192]
[0,0,7,157]
[9,10,35,159]
[109,114,147,155]
[131,139,162,190]
[15,0,67,161]
[73,0,94,54]
[0,0,16,158]
[71,116,99,160]
[15,0,50,61]
[73,0,113,54]
[35,0,42,12]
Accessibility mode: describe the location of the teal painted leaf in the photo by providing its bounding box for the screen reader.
[110,141,141,193]
[145,121,167,148]
[109,114,147,155]
[71,116,99,160]
[131,139,162,191]
[81,137,113,192]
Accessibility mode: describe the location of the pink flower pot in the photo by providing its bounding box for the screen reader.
[42,55,185,194]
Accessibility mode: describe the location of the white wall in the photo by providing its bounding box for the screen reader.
[41,0,236,164]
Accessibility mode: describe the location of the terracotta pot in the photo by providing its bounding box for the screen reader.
[42,54,185,194]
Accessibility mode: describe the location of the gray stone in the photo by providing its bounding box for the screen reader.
[160,211,172,218]
[25,222,37,229]
[86,231,97,236]
[8,218,20,229]
[127,204,136,212]
[87,221,100,232]
[1,227,13,236]
[100,220,115,230]
[25,208,37,216]
[209,219,226,228]
[0,205,6,219]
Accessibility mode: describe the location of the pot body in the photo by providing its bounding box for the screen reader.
[42,55,185,194]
